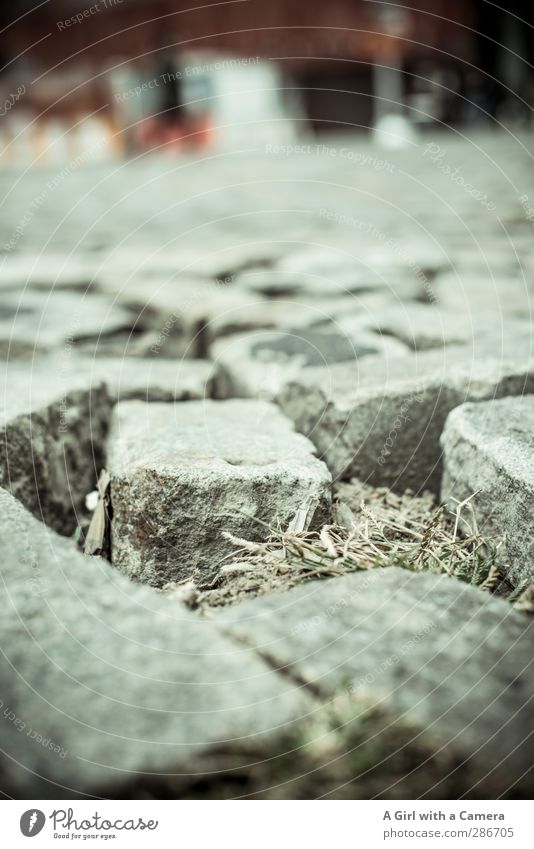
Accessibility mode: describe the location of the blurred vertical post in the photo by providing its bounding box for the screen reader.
[372,4,415,148]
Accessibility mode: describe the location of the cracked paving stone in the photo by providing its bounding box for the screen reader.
[217,567,534,796]
[0,360,111,535]
[0,488,314,798]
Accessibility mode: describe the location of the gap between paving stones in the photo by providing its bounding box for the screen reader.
[0,356,218,537]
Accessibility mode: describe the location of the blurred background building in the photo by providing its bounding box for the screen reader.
[1,0,533,168]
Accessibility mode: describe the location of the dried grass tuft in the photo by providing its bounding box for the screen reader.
[223,481,511,597]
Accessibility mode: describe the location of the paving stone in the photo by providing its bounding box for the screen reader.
[101,243,285,282]
[236,269,322,298]
[71,356,215,403]
[97,249,208,289]
[74,328,167,359]
[0,488,313,798]
[0,355,215,534]
[236,266,415,299]
[0,289,135,358]
[382,239,450,277]
[432,271,532,320]
[205,292,400,351]
[0,253,99,292]
[358,302,472,350]
[109,277,263,358]
[277,344,534,492]
[273,247,425,300]
[212,327,407,399]
[439,247,522,274]
[205,296,338,339]
[4,353,215,405]
[108,279,386,355]
[108,400,332,587]
[217,567,534,795]
[202,298,332,348]
[275,244,402,279]
[0,360,111,535]
[213,332,310,399]
[441,396,534,587]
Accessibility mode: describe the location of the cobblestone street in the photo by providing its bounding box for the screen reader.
[1,130,534,799]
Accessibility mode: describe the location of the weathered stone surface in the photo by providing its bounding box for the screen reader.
[99,243,285,285]
[277,345,534,492]
[75,328,163,359]
[236,269,320,298]
[3,132,534,799]
[218,567,534,794]
[0,253,99,292]
[202,296,327,345]
[441,396,534,587]
[110,277,263,358]
[0,361,111,534]
[275,246,363,278]
[335,299,532,357]
[432,271,531,320]
[0,488,312,798]
[205,292,400,353]
[359,302,472,350]
[0,355,216,533]
[0,289,135,358]
[274,245,433,299]
[72,356,215,403]
[443,247,522,274]
[236,265,419,300]
[108,400,332,586]
[212,327,407,399]
[243,328,388,366]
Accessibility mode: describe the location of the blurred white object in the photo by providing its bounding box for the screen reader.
[38,120,71,166]
[373,114,418,149]
[85,490,99,511]
[2,112,35,169]
[371,50,418,149]
[73,118,112,162]
[193,55,301,148]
